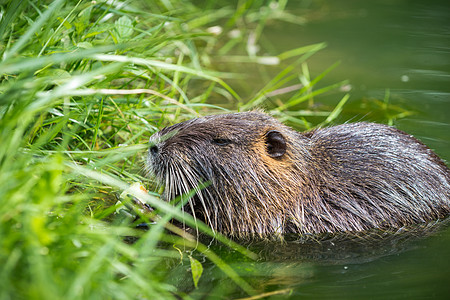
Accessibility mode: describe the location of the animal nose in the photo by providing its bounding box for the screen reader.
[150,145,159,156]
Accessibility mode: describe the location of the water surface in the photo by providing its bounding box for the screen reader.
[268,0,450,159]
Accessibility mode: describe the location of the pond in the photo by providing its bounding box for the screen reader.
[275,0,450,161]
[172,0,450,298]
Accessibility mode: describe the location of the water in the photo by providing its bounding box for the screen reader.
[182,1,450,298]
[267,0,450,160]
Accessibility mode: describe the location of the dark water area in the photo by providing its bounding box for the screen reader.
[182,1,450,298]
[272,0,450,160]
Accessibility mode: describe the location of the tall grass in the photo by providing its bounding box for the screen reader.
[0,0,352,299]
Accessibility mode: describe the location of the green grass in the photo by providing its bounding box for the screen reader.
[0,0,401,299]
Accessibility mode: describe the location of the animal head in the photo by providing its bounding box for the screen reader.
[146,111,311,235]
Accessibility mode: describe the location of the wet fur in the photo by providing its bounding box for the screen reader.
[146,111,450,236]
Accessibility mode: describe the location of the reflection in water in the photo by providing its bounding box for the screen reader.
[247,220,450,264]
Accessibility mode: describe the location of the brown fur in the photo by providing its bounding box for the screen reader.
[146,111,450,236]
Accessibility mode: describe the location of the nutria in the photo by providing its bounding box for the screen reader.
[145,111,450,236]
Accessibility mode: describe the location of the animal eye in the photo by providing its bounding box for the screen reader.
[212,138,232,146]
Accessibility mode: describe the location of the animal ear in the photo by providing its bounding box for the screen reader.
[265,130,286,158]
